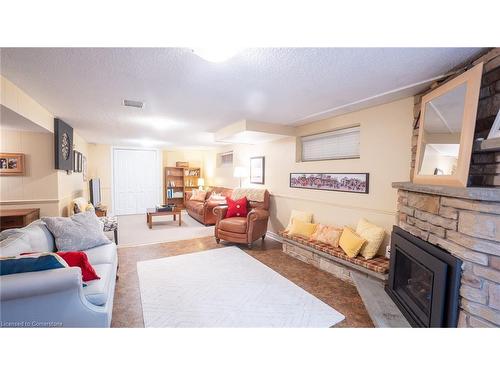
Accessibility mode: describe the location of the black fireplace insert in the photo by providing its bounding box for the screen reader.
[385,226,462,327]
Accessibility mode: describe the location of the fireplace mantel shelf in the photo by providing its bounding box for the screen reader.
[392,181,500,202]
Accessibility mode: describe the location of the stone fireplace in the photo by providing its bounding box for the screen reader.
[392,182,500,327]
[389,48,500,327]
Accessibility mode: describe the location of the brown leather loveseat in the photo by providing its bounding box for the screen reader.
[185,187,233,225]
[213,188,270,248]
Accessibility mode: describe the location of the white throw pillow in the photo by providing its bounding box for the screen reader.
[209,192,226,202]
[285,210,313,232]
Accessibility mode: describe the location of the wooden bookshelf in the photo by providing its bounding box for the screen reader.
[184,167,201,188]
[164,166,185,208]
[164,166,202,208]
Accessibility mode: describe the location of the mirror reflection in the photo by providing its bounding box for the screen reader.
[418,83,467,176]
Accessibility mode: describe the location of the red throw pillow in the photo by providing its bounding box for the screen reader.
[225,197,248,218]
[56,251,100,282]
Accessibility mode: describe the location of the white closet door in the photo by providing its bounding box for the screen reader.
[113,148,159,215]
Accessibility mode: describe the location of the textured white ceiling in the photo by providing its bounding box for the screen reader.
[0,48,483,147]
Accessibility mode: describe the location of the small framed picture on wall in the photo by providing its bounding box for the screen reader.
[250,156,265,184]
[82,155,88,181]
[0,153,25,176]
[73,151,79,172]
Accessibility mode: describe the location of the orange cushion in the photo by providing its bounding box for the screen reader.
[311,224,343,247]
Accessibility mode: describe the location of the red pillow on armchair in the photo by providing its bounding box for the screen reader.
[225,197,248,218]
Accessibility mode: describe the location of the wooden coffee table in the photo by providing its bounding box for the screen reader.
[146,208,182,229]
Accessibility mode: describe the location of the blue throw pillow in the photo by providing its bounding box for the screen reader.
[0,253,68,276]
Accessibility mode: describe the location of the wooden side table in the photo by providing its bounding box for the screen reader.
[0,208,40,229]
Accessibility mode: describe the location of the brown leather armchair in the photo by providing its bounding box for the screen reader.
[213,190,270,248]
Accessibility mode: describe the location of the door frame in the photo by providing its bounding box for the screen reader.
[111,146,163,216]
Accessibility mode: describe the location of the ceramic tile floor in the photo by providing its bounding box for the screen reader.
[111,236,373,328]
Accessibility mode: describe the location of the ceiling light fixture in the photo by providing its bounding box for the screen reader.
[192,47,243,63]
[151,119,179,130]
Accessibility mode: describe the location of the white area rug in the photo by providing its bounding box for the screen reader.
[137,247,345,327]
[117,211,214,247]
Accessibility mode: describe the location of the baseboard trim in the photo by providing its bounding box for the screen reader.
[266,231,283,243]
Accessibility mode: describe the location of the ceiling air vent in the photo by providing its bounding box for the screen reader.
[123,99,144,109]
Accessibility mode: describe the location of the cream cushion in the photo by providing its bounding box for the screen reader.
[71,197,94,215]
[285,210,313,232]
[208,192,226,202]
[356,218,385,260]
[310,224,343,247]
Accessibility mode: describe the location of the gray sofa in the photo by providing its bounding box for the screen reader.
[0,220,118,328]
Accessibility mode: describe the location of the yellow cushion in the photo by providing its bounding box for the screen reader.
[288,219,318,238]
[285,210,313,232]
[339,227,366,258]
[311,224,343,247]
[356,218,385,260]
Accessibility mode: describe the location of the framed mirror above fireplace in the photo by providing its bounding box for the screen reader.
[413,62,483,187]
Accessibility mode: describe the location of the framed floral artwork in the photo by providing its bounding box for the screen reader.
[290,173,369,194]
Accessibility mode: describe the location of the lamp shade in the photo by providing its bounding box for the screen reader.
[233,166,247,178]
[197,178,205,187]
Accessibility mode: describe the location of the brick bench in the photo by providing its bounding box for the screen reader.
[279,231,390,284]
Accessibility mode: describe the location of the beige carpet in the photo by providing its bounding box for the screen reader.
[117,211,215,247]
[137,247,345,327]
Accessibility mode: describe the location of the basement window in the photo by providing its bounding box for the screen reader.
[300,125,360,162]
[218,151,234,167]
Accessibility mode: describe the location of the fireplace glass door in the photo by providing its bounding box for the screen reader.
[387,232,450,327]
[394,251,434,324]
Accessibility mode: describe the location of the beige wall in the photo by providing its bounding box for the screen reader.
[0,128,89,216]
[1,76,89,216]
[0,129,60,216]
[162,148,216,184]
[213,98,414,249]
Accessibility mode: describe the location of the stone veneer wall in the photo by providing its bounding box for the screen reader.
[410,48,500,187]
[396,187,500,327]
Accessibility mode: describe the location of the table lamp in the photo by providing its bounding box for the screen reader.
[197,178,205,190]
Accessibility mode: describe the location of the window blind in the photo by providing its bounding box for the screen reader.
[301,126,360,161]
[219,151,233,166]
